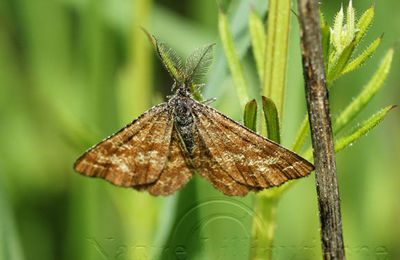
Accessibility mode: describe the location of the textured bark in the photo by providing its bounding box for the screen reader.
[297,0,346,259]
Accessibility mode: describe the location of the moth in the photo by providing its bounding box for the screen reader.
[74,32,314,196]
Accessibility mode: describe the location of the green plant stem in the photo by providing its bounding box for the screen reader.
[251,194,280,260]
[250,98,282,260]
[116,1,157,260]
[263,0,291,119]
[118,0,153,121]
[251,1,291,259]
[248,97,282,260]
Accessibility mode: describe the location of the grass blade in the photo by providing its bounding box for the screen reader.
[218,9,250,108]
[249,9,266,81]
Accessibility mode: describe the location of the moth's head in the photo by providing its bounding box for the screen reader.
[142,28,215,96]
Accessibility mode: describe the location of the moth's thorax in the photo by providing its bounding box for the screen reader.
[170,93,196,155]
[174,83,192,97]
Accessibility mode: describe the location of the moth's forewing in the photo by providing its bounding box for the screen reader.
[190,99,314,196]
[74,103,174,187]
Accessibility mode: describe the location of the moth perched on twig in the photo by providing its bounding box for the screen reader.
[74,31,314,196]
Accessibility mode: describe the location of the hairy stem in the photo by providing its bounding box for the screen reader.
[297,0,346,259]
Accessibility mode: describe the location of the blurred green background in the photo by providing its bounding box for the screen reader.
[0,0,399,259]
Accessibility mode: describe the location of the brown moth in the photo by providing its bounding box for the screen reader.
[74,32,314,196]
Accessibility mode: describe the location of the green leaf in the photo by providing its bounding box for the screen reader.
[332,4,344,52]
[263,0,291,118]
[304,105,396,159]
[262,96,281,143]
[243,99,258,131]
[355,4,375,44]
[327,41,355,84]
[218,9,250,108]
[346,0,356,45]
[249,9,266,81]
[335,105,396,153]
[185,44,215,83]
[334,49,394,133]
[341,35,383,76]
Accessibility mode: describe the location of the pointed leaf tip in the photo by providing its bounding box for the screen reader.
[262,96,281,143]
[341,36,382,75]
[334,105,396,153]
[355,4,375,44]
[244,99,258,132]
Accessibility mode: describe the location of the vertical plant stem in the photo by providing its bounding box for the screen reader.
[251,195,279,260]
[251,0,291,258]
[247,98,282,260]
[116,1,157,260]
[263,0,291,118]
[297,0,346,259]
[119,0,153,121]
[250,98,282,260]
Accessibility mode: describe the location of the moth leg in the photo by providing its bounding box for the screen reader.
[201,98,216,105]
[193,83,205,93]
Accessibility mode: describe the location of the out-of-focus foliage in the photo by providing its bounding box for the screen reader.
[0,1,399,260]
